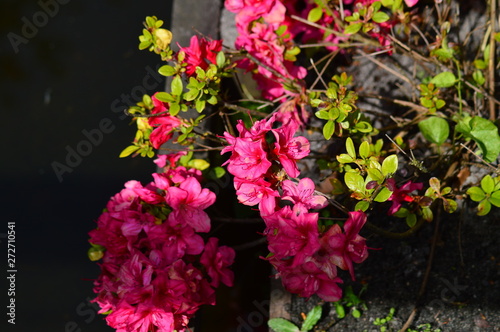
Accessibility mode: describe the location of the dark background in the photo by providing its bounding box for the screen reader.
[0,1,271,331]
[1,1,173,331]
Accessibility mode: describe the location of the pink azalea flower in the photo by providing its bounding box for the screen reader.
[200,237,236,287]
[264,205,320,267]
[405,0,419,7]
[180,36,223,76]
[272,120,310,178]
[105,303,175,332]
[148,93,183,149]
[234,177,279,216]
[281,178,328,210]
[321,211,369,280]
[386,178,423,215]
[165,176,216,232]
[223,137,272,180]
[276,259,343,302]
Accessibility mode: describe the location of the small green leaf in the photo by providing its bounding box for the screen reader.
[477,199,491,216]
[489,191,500,207]
[323,120,335,140]
[374,187,393,202]
[119,145,139,158]
[430,71,456,88]
[473,70,486,85]
[352,308,361,319]
[195,99,206,113]
[210,166,226,179]
[422,206,433,222]
[187,159,210,171]
[418,116,449,145]
[345,172,365,193]
[158,65,177,76]
[481,175,495,194]
[429,177,441,193]
[307,6,323,23]
[366,168,384,183]
[301,305,322,332]
[372,11,390,23]
[381,155,398,176]
[171,75,183,96]
[334,302,346,319]
[346,137,356,159]
[355,200,370,212]
[216,51,226,68]
[337,154,354,164]
[345,22,363,35]
[406,213,417,228]
[268,318,300,332]
[359,141,370,159]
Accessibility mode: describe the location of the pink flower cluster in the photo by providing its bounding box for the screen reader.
[89,154,234,332]
[225,0,307,100]
[222,116,368,301]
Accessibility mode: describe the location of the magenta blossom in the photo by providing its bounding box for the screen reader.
[320,211,369,280]
[200,237,236,288]
[272,120,310,178]
[180,35,223,76]
[386,178,423,215]
[264,205,320,267]
[165,176,216,232]
[234,177,279,216]
[281,178,328,210]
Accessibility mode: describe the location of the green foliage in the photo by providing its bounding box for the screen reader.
[344,1,390,35]
[334,285,367,319]
[373,307,395,332]
[419,83,445,114]
[425,177,457,214]
[138,16,173,61]
[418,116,449,145]
[312,73,372,139]
[466,175,500,216]
[455,116,500,163]
[407,323,442,332]
[268,305,322,332]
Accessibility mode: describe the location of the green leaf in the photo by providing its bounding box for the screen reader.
[346,137,356,159]
[422,206,433,222]
[355,200,370,212]
[481,175,495,194]
[187,159,210,171]
[468,117,500,163]
[429,177,441,193]
[334,302,346,319]
[268,318,300,332]
[372,11,390,23]
[171,75,183,96]
[374,187,393,202]
[430,71,457,88]
[477,199,491,216]
[307,6,323,23]
[216,51,226,68]
[337,154,354,164]
[345,172,365,193]
[359,141,370,159]
[418,116,449,145]
[367,168,384,183]
[158,65,176,76]
[301,305,322,332]
[473,70,485,85]
[406,213,417,227]
[119,145,139,158]
[154,92,172,102]
[323,120,335,140]
[345,22,363,35]
[489,191,500,207]
[195,98,206,113]
[381,155,398,176]
[474,59,487,70]
[352,308,362,319]
[210,166,226,179]
[315,110,330,120]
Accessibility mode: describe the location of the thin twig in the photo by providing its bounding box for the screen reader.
[356,50,414,86]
